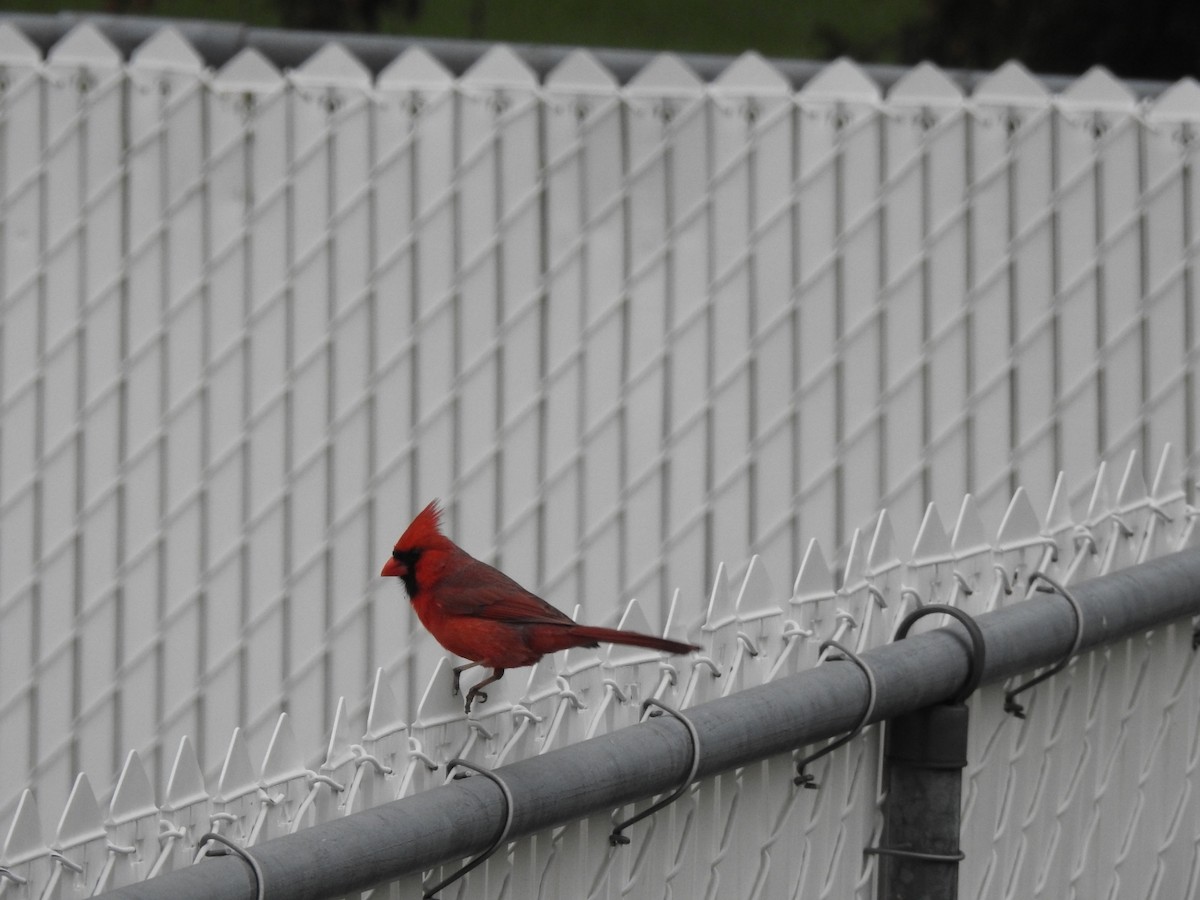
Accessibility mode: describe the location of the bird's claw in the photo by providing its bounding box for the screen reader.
[463,688,488,714]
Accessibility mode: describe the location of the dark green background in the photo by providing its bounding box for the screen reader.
[5,0,1198,81]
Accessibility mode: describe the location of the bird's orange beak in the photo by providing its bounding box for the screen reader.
[381,556,403,578]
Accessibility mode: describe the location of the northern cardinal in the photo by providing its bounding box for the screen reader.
[382,500,699,713]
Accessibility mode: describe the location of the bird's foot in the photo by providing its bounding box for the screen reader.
[463,687,488,714]
[451,663,475,697]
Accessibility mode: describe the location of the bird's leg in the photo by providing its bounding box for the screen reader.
[451,662,480,697]
[463,669,504,714]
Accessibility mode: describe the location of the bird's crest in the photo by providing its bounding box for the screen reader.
[394,499,445,551]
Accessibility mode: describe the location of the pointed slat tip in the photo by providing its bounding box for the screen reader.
[461,44,537,88]
[212,47,285,92]
[801,58,880,102]
[109,750,157,825]
[262,713,308,786]
[324,696,360,769]
[867,511,901,573]
[2,790,47,864]
[997,486,1044,549]
[215,728,259,802]
[713,52,790,94]
[164,736,208,811]
[951,495,989,555]
[627,52,705,95]
[1146,78,1200,123]
[415,658,469,723]
[129,26,204,72]
[0,22,43,64]
[703,561,732,626]
[793,538,835,602]
[1116,449,1149,509]
[366,668,407,740]
[735,555,781,615]
[378,44,454,89]
[911,503,952,563]
[974,60,1050,105]
[1060,66,1137,112]
[889,61,964,105]
[292,41,372,88]
[46,22,121,69]
[545,49,619,91]
[55,774,105,849]
[1150,443,1184,501]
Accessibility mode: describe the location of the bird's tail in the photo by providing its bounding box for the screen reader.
[567,626,699,656]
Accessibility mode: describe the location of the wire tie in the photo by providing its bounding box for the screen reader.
[555,676,587,709]
[609,699,701,846]
[892,604,986,703]
[307,772,345,792]
[834,609,859,628]
[157,822,188,842]
[656,661,679,687]
[734,631,761,656]
[467,719,496,741]
[511,705,544,725]
[1004,572,1084,718]
[408,737,441,771]
[422,760,514,899]
[601,678,631,704]
[1108,513,1135,538]
[780,621,813,641]
[1072,524,1098,555]
[794,640,877,788]
[49,853,84,875]
[1146,501,1171,523]
[992,564,1015,595]
[864,845,965,863]
[866,584,888,608]
[199,833,265,900]
[350,744,395,776]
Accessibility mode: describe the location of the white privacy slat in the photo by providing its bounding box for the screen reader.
[1143,99,1198,462]
[1062,72,1142,481]
[878,65,947,528]
[622,55,706,610]
[2,34,1200,897]
[370,53,456,707]
[713,55,796,580]
[3,445,1200,899]
[542,55,622,579]
[541,52,616,602]
[975,67,1060,506]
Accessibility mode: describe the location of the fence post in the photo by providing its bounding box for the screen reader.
[875,701,969,899]
[873,605,982,899]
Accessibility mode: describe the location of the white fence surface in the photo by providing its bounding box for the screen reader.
[1,18,1200,896]
[3,445,1199,899]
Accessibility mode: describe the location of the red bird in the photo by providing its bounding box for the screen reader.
[382,500,699,713]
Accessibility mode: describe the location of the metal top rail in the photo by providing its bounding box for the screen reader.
[94,547,1200,899]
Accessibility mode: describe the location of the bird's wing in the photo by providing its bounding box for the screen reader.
[435,557,577,625]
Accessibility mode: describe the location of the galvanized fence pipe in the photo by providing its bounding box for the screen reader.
[95,547,1200,900]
